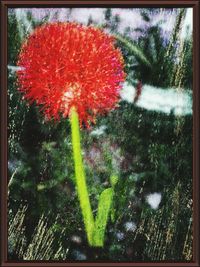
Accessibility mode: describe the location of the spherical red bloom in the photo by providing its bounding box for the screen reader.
[17,22,126,126]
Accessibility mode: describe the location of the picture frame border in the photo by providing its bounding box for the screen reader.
[1,1,199,266]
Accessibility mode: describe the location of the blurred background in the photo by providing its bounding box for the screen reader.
[8,8,193,261]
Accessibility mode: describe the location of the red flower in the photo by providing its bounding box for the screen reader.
[17,22,126,126]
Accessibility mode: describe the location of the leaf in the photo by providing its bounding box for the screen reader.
[110,174,118,187]
[92,188,114,247]
[115,34,151,67]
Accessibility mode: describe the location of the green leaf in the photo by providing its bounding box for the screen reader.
[92,188,113,247]
[110,174,118,187]
[115,34,151,67]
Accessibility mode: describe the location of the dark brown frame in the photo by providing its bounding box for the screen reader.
[1,1,199,266]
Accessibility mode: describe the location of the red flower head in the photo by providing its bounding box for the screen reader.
[17,22,126,126]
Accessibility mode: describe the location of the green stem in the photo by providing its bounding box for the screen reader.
[69,107,115,247]
[69,107,94,245]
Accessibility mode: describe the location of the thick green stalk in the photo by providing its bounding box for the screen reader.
[69,107,115,247]
[69,107,94,245]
